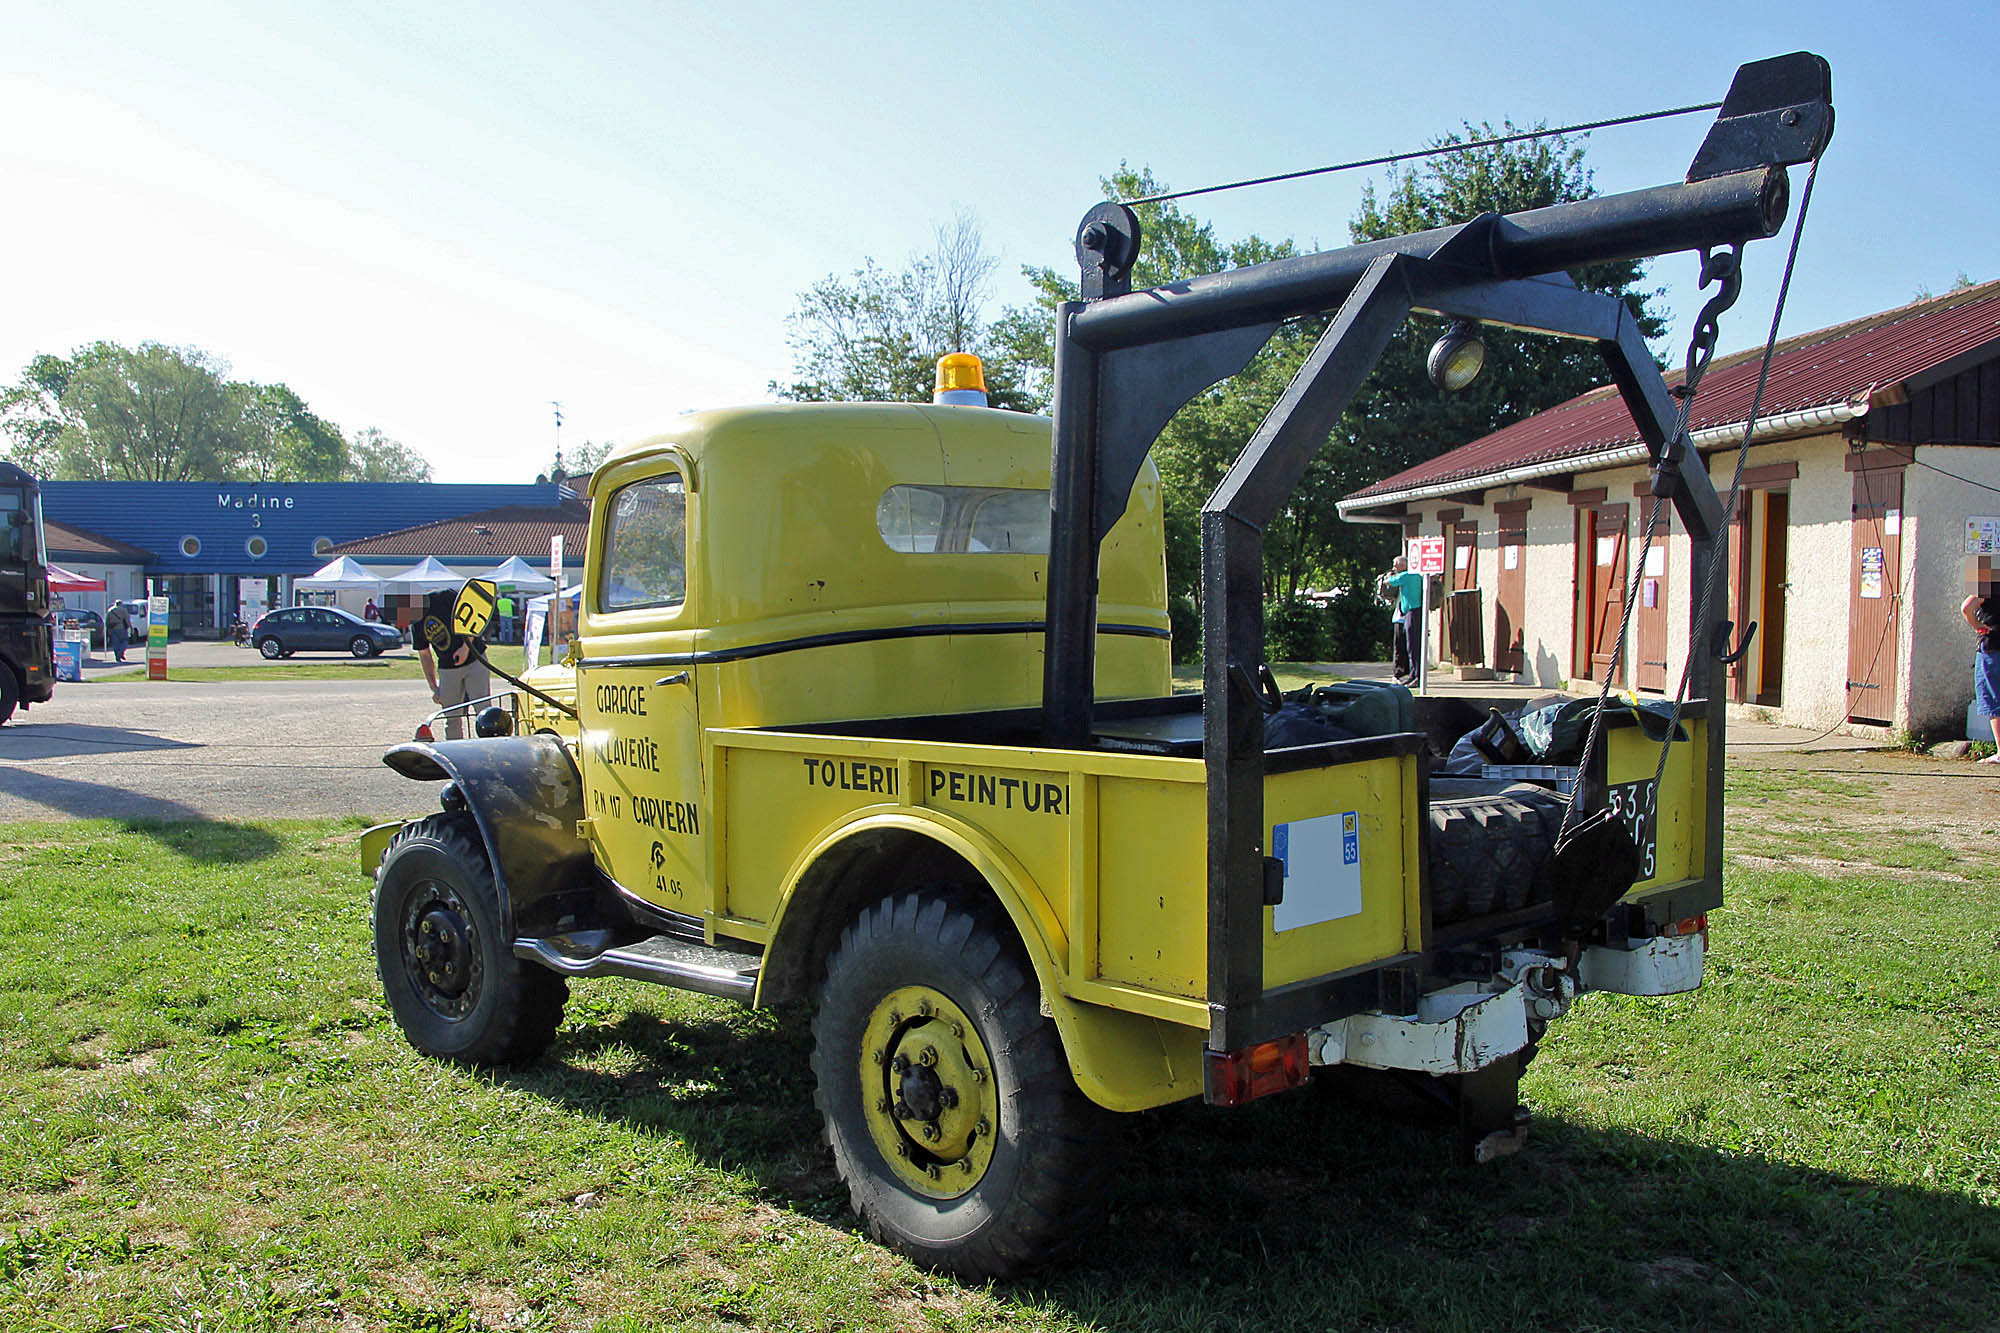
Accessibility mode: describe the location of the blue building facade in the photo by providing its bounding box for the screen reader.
[41,480,574,635]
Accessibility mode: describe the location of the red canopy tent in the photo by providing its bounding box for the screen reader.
[46,564,107,592]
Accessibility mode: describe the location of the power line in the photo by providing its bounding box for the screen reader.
[1120,101,1723,208]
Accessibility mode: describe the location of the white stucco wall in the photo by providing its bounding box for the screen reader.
[1904,445,2000,735]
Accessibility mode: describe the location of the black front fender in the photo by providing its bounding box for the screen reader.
[384,737,593,940]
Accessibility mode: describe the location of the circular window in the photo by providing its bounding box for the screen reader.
[313,536,334,555]
[246,536,269,558]
[180,535,201,558]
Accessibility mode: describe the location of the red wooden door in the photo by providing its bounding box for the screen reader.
[1634,498,1670,693]
[1443,519,1481,664]
[1846,468,1903,724]
[1494,507,1527,674]
[1577,504,1628,685]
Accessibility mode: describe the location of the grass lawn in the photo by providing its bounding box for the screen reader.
[1,773,1995,1330]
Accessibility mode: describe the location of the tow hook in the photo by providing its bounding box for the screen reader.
[1500,949,1576,1026]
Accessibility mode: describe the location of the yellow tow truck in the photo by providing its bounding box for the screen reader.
[363,55,1831,1278]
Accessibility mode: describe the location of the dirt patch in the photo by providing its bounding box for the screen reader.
[1732,853,1969,882]
[1729,748,1998,847]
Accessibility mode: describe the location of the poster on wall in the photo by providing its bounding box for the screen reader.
[1968,516,2000,554]
[1860,546,1885,599]
[1503,545,1519,571]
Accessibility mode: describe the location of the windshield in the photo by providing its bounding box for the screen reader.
[0,485,36,565]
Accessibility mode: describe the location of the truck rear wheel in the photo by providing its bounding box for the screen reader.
[372,813,567,1065]
[811,888,1111,1279]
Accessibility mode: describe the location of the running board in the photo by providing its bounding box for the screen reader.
[515,930,761,1002]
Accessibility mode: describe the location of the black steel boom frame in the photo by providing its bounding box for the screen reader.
[1037,54,1832,1052]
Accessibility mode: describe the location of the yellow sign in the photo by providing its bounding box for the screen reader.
[453,579,498,638]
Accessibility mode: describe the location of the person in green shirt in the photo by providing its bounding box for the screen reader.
[1375,555,1426,685]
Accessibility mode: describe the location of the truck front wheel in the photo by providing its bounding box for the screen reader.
[811,888,1111,1279]
[372,813,567,1065]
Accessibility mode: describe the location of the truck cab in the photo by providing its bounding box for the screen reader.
[0,461,57,725]
[572,402,1170,915]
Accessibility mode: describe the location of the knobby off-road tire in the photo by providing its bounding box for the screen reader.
[812,888,1114,1280]
[372,813,567,1065]
[1427,786,1566,925]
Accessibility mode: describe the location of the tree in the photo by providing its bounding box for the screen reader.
[239,382,350,481]
[345,427,434,483]
[773,210,1036,411]
[996,133,1667,631]
[29,342,251,481]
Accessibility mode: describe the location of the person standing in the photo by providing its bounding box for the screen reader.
[1963,576,2000,763]
[415,588,490,740]
[1377,555,1425,686]
[104,600,131,663]
[363,597,380,622]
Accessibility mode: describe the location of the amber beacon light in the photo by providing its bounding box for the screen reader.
[932,353,990,407]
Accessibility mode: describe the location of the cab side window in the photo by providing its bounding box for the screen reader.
[602,474,688,612]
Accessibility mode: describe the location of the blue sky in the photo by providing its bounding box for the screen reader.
[2,1,1988,482]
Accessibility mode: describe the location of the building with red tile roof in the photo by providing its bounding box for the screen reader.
[1339,281,2000,737]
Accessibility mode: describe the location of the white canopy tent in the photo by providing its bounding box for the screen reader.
[465,556,557,592]
[293,556,387,591]
[380,557,468,593]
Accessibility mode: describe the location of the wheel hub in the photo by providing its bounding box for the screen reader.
[401,881,483,1019]
[860,985,997,1199]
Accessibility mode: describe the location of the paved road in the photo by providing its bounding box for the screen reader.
[0,666,441,823]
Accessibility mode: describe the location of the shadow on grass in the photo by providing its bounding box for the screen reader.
[502,1006,1999,1333]
[0,771,281,863]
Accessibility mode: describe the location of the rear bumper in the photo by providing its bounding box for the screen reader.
[1307,933,1704,1076]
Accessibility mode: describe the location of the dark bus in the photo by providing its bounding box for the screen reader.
[0,460,56,724]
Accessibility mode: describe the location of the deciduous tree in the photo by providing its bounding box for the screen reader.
[773,210,1034,410]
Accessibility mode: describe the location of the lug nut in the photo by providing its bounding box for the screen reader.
[891,1054,911,1074]
[922,1123,941,1142]
[976,1117,991,1137]
[950,1022,964,1039]
[938,1087,959,1109]
[916,1000,931,1017]
[895,1102,914,1120]
[871,1049,886,1066]
[918,1046,938,1067]
[875,1098,892,1114]
[927,1164,942,1180]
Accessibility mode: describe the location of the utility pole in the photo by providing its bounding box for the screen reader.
[550,401,565,479]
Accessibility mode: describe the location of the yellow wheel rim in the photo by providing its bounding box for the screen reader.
[857,984,998,1199]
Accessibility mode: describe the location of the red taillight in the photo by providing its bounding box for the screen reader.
[1204,1033,1310,1107]
[1662,914,1708,941]
[414,723,435,742]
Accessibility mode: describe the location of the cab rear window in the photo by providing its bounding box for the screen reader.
[876,485,1050,555]
[602,475,688,611]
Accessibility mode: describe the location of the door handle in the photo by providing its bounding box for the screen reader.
[654,672,690,687]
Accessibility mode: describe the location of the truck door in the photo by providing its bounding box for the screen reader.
[576,466,709,918]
